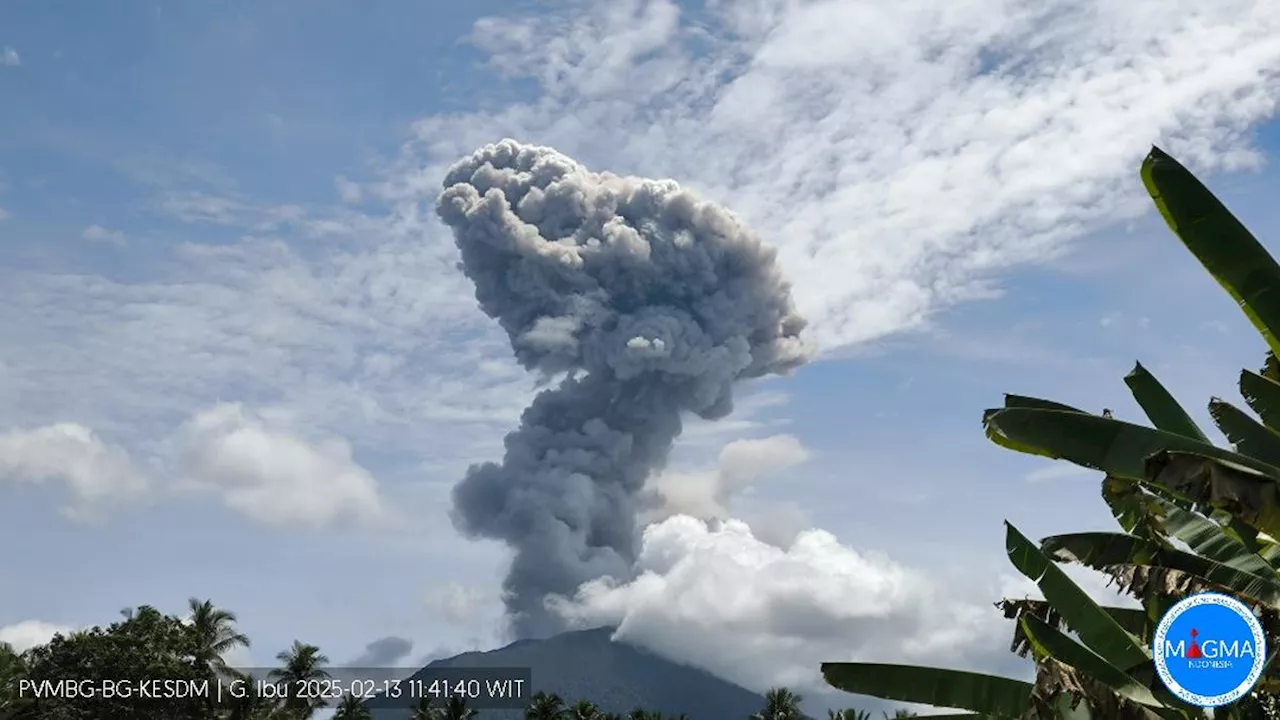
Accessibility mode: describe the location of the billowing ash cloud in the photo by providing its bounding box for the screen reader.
[436,139,810,638]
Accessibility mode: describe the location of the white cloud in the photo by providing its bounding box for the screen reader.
[0,208,10,220]
[547,515,1018,694]
[81,224,127,246]
[175,403,389,529]
[0,423,149,520]
[156,191,246,225]
[0,620,74,652]
[6,0,1279,493]
[397,0,1280,351]
[1,47,18,67]
[334,175,362,204]
[648,434,809,519]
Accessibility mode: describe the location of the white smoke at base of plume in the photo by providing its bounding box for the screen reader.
[546,434,1138,696]
[546,514,1014,694]
[532,434,1004,694]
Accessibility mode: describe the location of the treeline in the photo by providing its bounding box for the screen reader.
[0,598,913,720]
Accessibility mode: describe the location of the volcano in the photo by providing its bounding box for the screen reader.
[373,626,822,719]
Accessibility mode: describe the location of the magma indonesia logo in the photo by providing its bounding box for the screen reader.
[1154,592,1267,707]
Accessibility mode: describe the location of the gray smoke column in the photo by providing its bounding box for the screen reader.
[436,139,810,639]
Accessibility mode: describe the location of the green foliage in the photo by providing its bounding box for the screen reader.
[268,640,331,717]
[9,605,217,720]
[0,605,923,720]
[824,146,1280,718]
[750,687,804,720]
[408,695,439,720]
[525,690,568,719]
[332,692,372,720]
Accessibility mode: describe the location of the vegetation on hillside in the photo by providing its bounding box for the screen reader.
[822,148,1280,718]
[0,600,914,719]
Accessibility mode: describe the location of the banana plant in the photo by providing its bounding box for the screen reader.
[823,148,1280,718]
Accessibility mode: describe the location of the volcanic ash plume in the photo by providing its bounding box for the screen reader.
[436,139,810,638]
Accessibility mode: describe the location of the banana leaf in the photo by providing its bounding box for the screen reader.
[983,396,1089,459]
[1006,523,1149,671]
[1017,614,1162,709]
[1041,532,1280,608]
[1141,146,1280,358]
[820,663,1030,717]
[1240,370,1280,433]
[1139,491,1276,578]
[1146,451,1280,539]
[1208,398,1280,468]
[1124,362,1208,443]
[982,408,1280,486]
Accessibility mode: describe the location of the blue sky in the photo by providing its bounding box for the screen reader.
[3,0,1280,714]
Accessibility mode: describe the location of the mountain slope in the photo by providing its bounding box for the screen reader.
[374,626,774,719]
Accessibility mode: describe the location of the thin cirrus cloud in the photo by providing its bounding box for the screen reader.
[81,224,127,246]
[7,0,1279,495]
[395,0,1280,351]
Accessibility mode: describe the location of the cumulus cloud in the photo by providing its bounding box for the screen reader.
[547,515,1019,693]
[175,403,388,529]
[0,423,149,520]
[0,620,74,652]
[81,224,127,246]
[1,47,18,67]
[647,434,810,522]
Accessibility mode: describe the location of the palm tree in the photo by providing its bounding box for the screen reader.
[822,147,1280,717]
[440,695,479,720]
[221,673,281,720]
[0,642,30,717]
[187,597,250,677]
[332,692,372,720]
[408,695,441,720]
[751,687,803,720]
[267,641,331,719]
[525,690,567,719]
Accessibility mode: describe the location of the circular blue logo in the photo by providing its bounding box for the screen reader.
[1153,592,1266,707]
